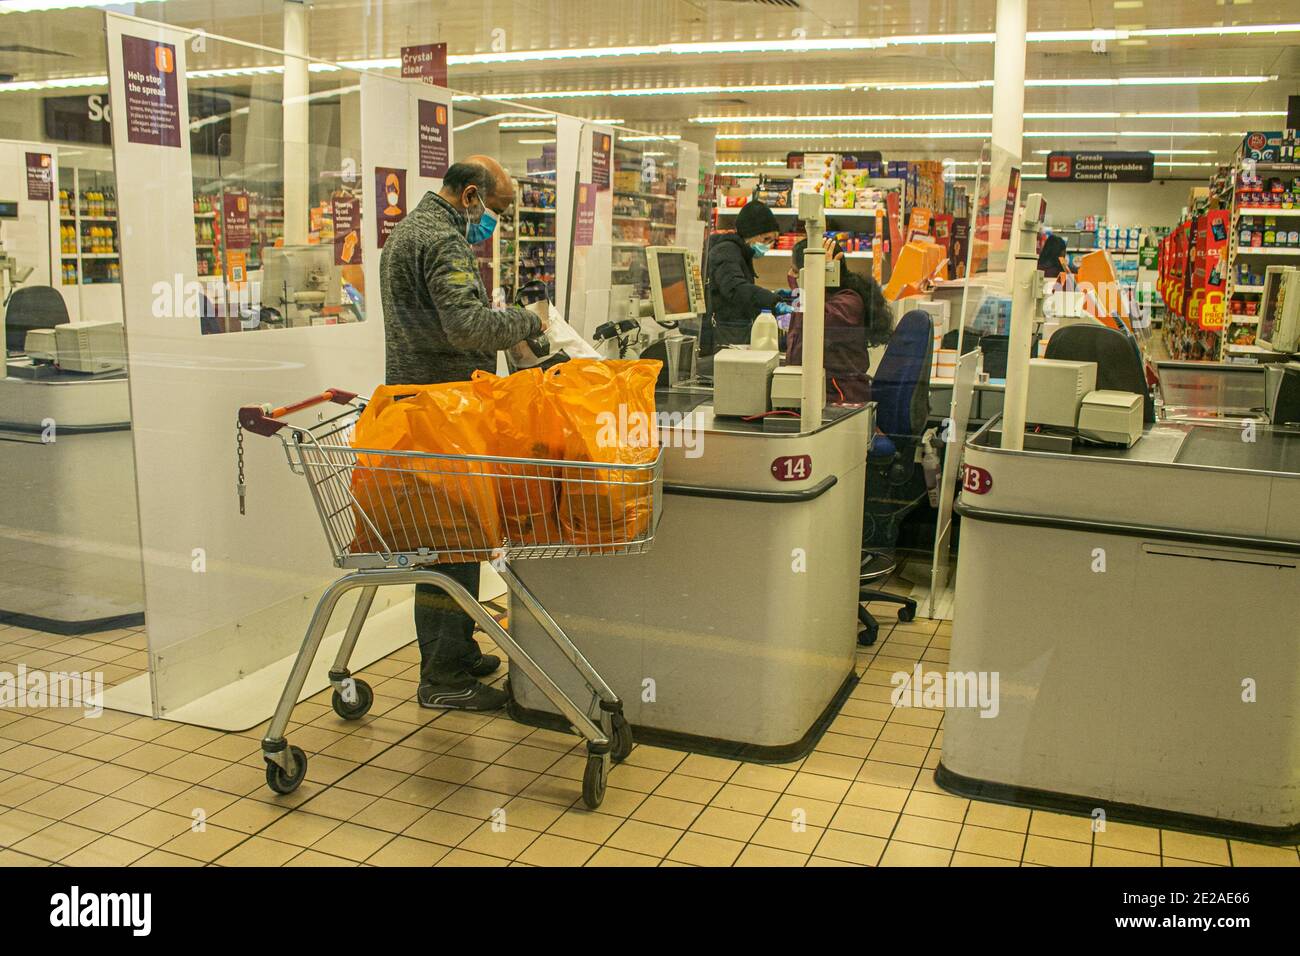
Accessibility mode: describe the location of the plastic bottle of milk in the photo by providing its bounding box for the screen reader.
[750,310,779,351]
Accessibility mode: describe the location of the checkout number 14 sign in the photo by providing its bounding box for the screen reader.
[771,455,812,482]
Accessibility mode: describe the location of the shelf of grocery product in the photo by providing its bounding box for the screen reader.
[613,215,651,222]
[1234,284,1266,294]
[518,236,556,243]
[56,169,121,286]
[612,240,647,248]
[614,190,673,201]
[1238,207,1300,216]
[1235,246,1300,255]
[518,207,555,214]
[716,206,880,219]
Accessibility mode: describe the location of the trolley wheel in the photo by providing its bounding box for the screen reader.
[331,678,373,720]
[898,602,917,623]
[610,712,634,763]
[581,753,607,809]
[265,745,308,795]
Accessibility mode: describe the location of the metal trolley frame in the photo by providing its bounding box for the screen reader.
[237,388,663,809]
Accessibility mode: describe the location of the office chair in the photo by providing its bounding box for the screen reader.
[1044,322,1155,424]
[4,286,69,353]
[859,308,933,646]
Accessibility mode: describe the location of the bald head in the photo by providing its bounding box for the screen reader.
[440,155,515,217]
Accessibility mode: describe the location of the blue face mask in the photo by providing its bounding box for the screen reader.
[750,241,770,258]
[466,194,498,244]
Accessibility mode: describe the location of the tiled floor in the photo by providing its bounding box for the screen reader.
[0,624,147,689]
[0,606,1297,868]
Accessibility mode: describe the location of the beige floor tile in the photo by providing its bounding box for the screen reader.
[1094,821,1161,855]
[286,848,358,867]
[892,814,962,850]
[204,798,290,835]
[878,722,938,748]
[494,744,562,774]
[952,851,1019,867]
[1029,810,1096,845]
[1023,835,1092,867]
[785,772,851,803]
[666,831,743,866]
[605,819,683,858]
[652,773,723,805]
[19,785,98,820]
[585,846,659,867]
[300,786,378,822]
[517,833,599,867]
[735,844,808,867]
[817,829,888,866]
[457,820,540,861]
[114,809,195,847]
[963,800,1031,833]
[315,821,395,861]
[159,823,246,863]
[1230,841,1300,867]
[14,821,103,860]
[402,809,482,847]
[261,811,342,848]
[61,835,152,867]
[689,806,762,842]
[605,763,668,794]
[0,850,52,866]
[674,754,740,782]
[842,781,910,813]
[855,760,920,790]
[0,807,56,845]
[1160,830,1231,866]
[957,824,1026,861]
[199,764,266,798]
[767,792,837,829]
[622,746,686,773]
[496,796,566,832]
[517,775,585,809]
[158,785,241,819]
[1093,846,1160,867]
[1162,856,1218,867]
[799,751,864,781]
[751,817,826,855]
[709,784,779,817]
[728,764,795,793]
[828,804,899,839]
[0,775,56,808]
[546,808,623,844]
[806,855,862,867]
[631,795,702,830]
[64,796,149,834]
[348,797,427,834]
[336,765,408,797]
[902,789,968,823]
[813,733,874,760]
[217,836,303,867]
[382,775,458,809]
[366,835,450,867]
[878,839,951,867]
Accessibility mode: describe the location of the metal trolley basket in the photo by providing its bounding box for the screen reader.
[237,388,663,809]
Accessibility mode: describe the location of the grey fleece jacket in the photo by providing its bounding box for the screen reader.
[380,191,541,384]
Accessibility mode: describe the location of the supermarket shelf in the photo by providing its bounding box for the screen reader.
[78,216,117,222]
[1227,316,1260,324]
[615,190,674,201]
[518,236,556,243]
[1237,207,1300,217]
[80,253,120,259]
[1235,246,1300,255]
[1225,342,1277,354]
[1233,284,1266,294]
[717,206,879,219]
[766,249,873,259]
[613,215,651,222]
[613,240,648,248]
[518,207,555,214]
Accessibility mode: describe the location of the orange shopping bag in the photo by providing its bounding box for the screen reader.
[348,383,502,557]
[547,359,660,549]
[470,368,565,547]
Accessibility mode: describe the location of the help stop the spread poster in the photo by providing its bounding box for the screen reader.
[417,100,450,179]
[120,34,182,148]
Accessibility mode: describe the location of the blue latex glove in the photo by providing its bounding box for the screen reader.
[774,301,793,316]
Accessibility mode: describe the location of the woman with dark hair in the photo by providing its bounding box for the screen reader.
[785,237,892,404]
[1038,233,1071,282]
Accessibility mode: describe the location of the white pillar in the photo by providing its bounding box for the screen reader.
[992,0,1031,450]
[991,0,1027,159]
[282,0,310,246]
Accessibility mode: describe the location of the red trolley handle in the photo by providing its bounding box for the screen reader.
[238,388,358,437]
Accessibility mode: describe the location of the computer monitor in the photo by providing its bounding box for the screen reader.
[1257,266,1300,353]
[1271,363,1300,427]
[646,246,705,326]
[0,200,18,219]
[261,244,341,327]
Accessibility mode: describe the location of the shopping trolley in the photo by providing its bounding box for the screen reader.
[236,388,663,809]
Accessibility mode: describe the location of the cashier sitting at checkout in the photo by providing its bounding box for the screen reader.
[785,238,891,404]
[703,200,792,351]
[1038,233,1072,289]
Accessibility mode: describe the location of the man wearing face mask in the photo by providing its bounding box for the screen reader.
[380,155,545,712]
[702,199,792,352]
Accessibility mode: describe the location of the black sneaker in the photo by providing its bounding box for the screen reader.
[418,681,508,711]
[468,654,501,678]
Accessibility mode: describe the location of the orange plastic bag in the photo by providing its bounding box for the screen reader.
[547,359,660,549]
[348,383,502,557]
[470,368,565,547]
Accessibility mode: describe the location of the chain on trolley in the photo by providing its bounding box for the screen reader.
[236,421,247,515]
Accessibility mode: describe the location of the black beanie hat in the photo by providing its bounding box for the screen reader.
[735,200,779,239]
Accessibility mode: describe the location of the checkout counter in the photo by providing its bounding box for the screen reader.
[941,415,1300,843]
[506,391,874,760]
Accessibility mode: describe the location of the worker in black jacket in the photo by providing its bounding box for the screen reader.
[703,200,789,351]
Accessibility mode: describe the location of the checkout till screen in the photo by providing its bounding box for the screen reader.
[656,252,691,315]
